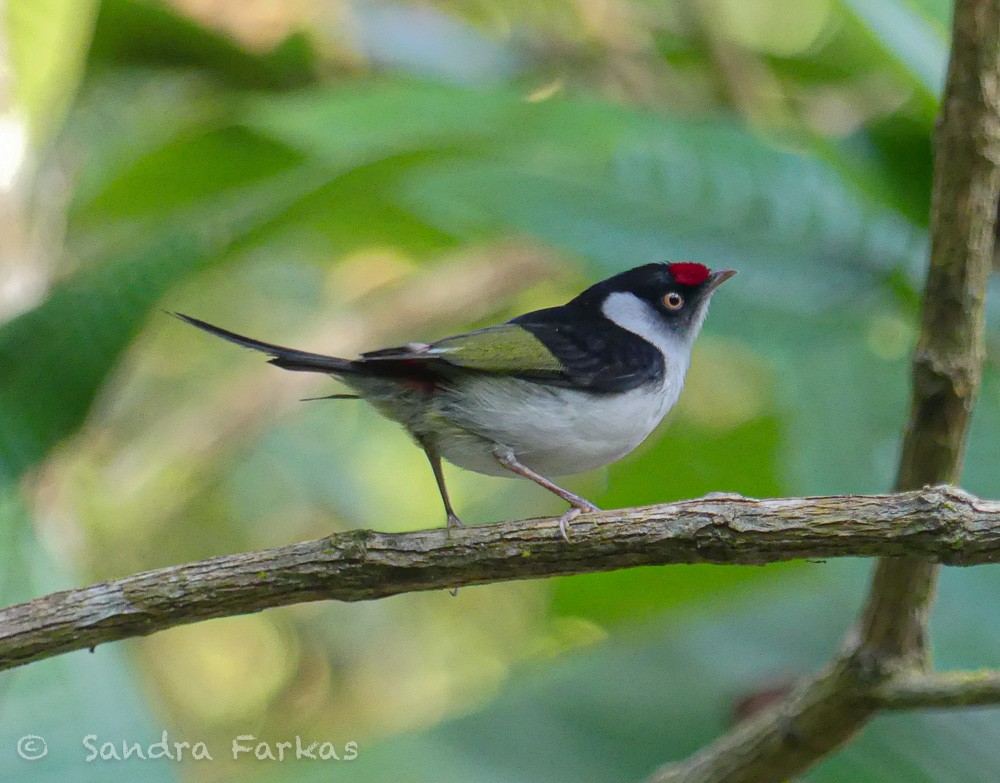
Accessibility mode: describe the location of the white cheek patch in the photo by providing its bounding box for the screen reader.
[601,291,691,357]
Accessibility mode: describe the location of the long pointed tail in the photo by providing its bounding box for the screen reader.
[175,313,354,374]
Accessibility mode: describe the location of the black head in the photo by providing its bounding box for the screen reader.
[506,262,735,393]
[571,262,736,339]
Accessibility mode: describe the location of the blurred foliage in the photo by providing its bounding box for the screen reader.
[1,0,999,781]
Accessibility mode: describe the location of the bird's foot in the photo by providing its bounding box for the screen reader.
[557,500,600,541]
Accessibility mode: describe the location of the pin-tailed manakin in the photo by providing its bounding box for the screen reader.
[177,262,735,538]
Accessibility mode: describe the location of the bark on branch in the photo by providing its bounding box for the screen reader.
[2,485,1000,673]
[875,670,1000,709]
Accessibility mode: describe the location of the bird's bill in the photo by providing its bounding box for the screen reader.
[706,269,737,290]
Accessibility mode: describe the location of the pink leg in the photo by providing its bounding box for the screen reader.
[493,446,599,540]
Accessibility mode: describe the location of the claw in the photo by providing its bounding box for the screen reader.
[557,507,581,541]
[557,501,600,541]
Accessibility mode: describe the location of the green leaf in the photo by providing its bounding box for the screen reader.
[240,81,526,167]
[62,69,239,209]
[87,0,316,89]
[0,168,325,482]
[813,121,933,229]
[399,152,923,294]
[75,126,304,222]
[837,0,947,98]
[5,0,99,140]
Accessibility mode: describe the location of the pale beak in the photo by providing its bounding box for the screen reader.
[706,269,737,291]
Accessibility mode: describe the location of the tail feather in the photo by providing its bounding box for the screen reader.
[174,313,354,374]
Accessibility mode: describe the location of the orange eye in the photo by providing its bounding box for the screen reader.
[663,292,684,310]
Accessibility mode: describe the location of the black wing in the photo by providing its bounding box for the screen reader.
[511,307,664,393]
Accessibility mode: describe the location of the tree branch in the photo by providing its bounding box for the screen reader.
[2,485,1000,673]
[876,671,1000,709]
[647,1,1000,780]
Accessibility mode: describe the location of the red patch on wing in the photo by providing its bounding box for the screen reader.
[404,378,437,393]
[668,262,711,286]
[400,362,437,393]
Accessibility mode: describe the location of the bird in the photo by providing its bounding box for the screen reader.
[176,261,735,538]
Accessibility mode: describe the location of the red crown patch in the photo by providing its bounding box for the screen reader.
[667,262,711,286]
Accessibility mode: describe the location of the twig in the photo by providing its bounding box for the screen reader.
[876,671,1000,709]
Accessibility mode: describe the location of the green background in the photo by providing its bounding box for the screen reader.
[1,0,998,781]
